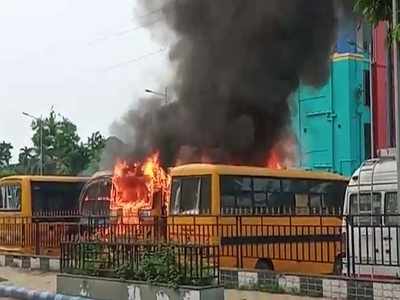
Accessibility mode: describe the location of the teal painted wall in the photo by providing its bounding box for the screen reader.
[292,54,371,176]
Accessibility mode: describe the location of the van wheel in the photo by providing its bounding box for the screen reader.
[333,256,343,275]
[255,259,274,271]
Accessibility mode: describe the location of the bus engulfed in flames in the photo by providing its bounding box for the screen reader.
[79,152,170,225]
[110,152,170,223]
[80,142,292,224]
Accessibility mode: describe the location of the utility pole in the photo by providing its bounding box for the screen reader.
[22,112,44,175]
[145,88,168,105]
[393,0,400,200]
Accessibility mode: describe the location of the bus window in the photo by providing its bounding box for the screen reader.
[181,177,200,213]
[221,176,252,212]
[385,192,400,225]
[199,176,211,213]
[295,194,309,215]
[0,183,21,210]
[350,193,381,225]
[253,178,280,209]
[31,181,84,214]
[220,176,347,215]
[321,182,347,211]
[309,181,346,214]
[170,176,211,215]
[282,179,308,214]
[171,178,181,214]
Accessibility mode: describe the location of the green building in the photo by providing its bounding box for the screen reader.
[292,53,371,176]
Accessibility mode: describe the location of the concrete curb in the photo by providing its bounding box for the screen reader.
[0,284,91,300]
[221,269,400,299]
[0,254,60,272]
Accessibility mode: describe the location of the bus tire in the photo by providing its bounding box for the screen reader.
[255,259,274,271]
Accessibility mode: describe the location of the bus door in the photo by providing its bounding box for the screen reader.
[382,192,400,275]
[348,192,382,275]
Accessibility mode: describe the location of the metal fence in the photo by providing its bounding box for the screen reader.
[60,241,220,285]
[0,213,399,279]
[0,215,81,256]
[343,214,400,277]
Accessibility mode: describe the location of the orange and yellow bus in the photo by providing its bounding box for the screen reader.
[0,175,87,255]
[0,175,88,217]
[167,164,348,275]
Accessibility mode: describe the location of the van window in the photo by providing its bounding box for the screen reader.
[170,176,211,215]
[0,183,21,210]
[385,192,400,225]
[349,193,381,225]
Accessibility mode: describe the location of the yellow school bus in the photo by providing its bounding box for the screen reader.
[167,164,348,275]
[0,175,88,216]
[0,175,87,255]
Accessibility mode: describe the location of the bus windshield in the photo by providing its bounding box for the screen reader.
[0,183,21,211]
[170,176,211,215]
[80,178,112,216]
[31,181,85,215]
[220,176,346,215]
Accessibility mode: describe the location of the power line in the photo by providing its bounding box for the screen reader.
[101,48,167,72]
[135,0,175,19]
[88,17,163,46]
[88,1,174,46]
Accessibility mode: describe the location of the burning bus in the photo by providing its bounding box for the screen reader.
[78,153,169,224]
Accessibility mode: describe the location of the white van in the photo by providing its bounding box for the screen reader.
[342,149,400,278]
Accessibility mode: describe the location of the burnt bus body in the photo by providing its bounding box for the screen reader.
[78,171,167,227]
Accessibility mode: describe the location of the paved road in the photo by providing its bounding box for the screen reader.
[0,267,56,293]
[0,267,323,300]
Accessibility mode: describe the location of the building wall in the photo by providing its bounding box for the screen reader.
[290,12,373,176]
[292,54,371,176]
[372,21,393,150]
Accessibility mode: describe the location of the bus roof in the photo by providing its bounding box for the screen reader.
[0,175,89,183]
[170,164,348,181]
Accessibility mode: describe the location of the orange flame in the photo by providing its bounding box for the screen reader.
[266,136,297,169]
[111,152,170,224]
[266,150,283,169]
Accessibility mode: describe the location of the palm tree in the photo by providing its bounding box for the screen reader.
[18,146,34,174]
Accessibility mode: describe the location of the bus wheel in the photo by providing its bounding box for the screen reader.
[255,259,274,271]
[333,256,343,275]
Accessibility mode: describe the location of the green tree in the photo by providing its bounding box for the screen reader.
[18,146,35,173]
[29,110,106,175]
[354,0,400,41]
[80,132,106,175]
[0,141,13,168]
[30,110,83,175]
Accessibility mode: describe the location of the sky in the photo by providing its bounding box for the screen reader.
[0,0,169,162]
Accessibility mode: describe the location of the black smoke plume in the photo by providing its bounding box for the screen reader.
[110,0,340,168]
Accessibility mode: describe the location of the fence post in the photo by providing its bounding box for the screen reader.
[345,215,351,277]
[34,220,40,255]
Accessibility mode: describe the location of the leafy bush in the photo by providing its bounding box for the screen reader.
[116,245,182,288]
